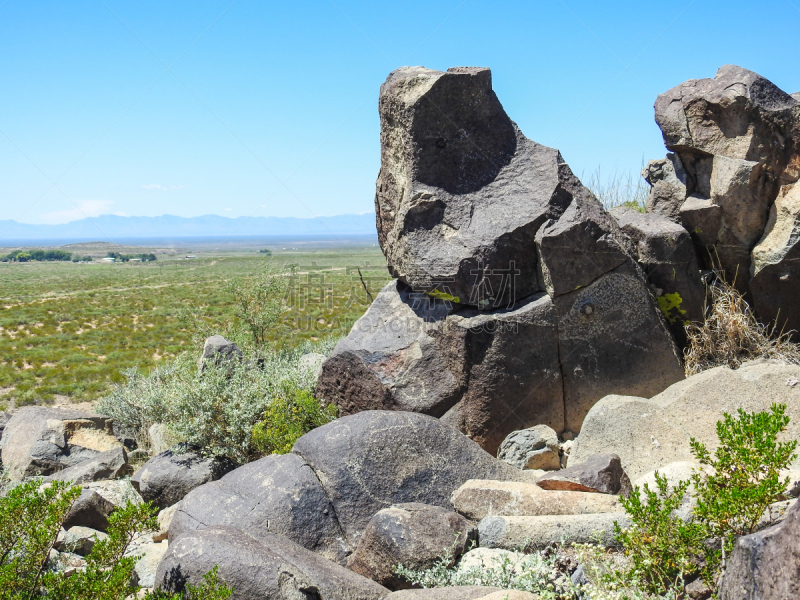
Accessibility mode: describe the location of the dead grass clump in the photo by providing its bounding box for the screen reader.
[684,277,800,376]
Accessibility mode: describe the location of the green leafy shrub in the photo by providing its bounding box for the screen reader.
[251,386,337,455]
[0,479,232,599]
[690,404,797,584]
[615,404,798,595]
[614,473,704,595]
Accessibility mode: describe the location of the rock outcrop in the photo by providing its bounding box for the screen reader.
[318,68,682,451]
[131,444,236,510]
[718,495,800,599]
[172,411,520,565]
[570,361,800,480]
[646,65,800,334]
[346,503,476,590]
[156,526,389,600]
[0,407,124,480]
[536,453,632,496]
[611,207,706,345]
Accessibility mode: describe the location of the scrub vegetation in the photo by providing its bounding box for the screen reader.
[0,244,390,407]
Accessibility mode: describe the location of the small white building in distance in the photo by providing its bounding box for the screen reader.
[101,257,116,263]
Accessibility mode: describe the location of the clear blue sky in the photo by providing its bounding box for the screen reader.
[1,0,799,225]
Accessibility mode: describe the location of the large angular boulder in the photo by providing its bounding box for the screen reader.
[648,65,800,334]
[315,281,461,418]
[718,496,800,599]
[570,361,800,481]
[156,526,388,600]
[611,207,706,343]
[291,410,521,547]
[319,66,684,451]
[346,503,476,590]
[131,444,236,510]
[320,275,682,454]
[170,452,350,565]
[536,453,632,496]
[0,407,123,480]
[46,446,129,485]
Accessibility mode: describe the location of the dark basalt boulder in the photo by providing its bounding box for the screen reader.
[647,65,800,336]
[376,66,632,309]
[131,444,236,510]
[169,452,350,565]
[346,503,477,590]
[718,496,800,599]
[318,66,684,451]
[156,526,388,600]
[291,410,521,547]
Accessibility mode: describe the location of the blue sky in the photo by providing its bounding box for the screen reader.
[1,0,799,225]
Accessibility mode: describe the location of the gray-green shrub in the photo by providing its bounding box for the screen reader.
[97,339,337,463]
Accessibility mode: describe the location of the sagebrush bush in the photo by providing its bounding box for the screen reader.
[684,277,800,375]
[251,386,337,455]
[395,541,575,599]
[615,404,797,595]
[97,340,336,463]
[0,479,232,599]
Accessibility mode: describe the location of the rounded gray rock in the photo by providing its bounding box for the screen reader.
[131,444,236,510]
[346,502,477,590]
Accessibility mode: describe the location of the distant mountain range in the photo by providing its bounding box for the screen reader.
[0,213,378,240]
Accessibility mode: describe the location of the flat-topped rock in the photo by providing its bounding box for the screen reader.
[570,362,800,481]
[451,479,622,521]
[478,513,628,550]
[536,453,632,496]
[0,406,123,480]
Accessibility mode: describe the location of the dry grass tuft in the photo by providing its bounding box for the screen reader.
[684,276,800,376]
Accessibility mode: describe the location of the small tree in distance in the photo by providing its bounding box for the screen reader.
[226,263,294,347]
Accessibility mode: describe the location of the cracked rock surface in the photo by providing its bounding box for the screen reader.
[318,66,683,453]
[646,64,800,335]
[171,411,522,566]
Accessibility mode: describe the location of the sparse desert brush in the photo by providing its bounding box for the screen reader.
[97,339,335,463]
[584,165,649,213]
[684,276,800,375]
[0,250,387,402]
